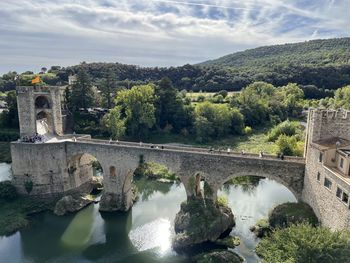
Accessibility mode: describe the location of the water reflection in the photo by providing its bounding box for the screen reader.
[0,163,11,181]
[129,218,171,254]
[0,164,296,263]
[219,178,297,262]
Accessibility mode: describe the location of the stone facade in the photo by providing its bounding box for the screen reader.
[302,109,350,229]
[17,86,64,137]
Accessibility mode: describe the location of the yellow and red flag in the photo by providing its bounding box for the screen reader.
[31,76,41,84]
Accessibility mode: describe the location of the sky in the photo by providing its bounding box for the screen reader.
[0,0,349,74]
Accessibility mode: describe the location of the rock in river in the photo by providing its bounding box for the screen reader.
[54,195,94,216]
[173,197,235,251]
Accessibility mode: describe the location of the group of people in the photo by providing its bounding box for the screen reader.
[21,133,45,143]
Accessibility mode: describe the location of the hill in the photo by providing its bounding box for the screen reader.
[200,38,350,68]
[1,38,350,92]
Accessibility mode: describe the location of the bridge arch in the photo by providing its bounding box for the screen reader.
[67,153,104,191]
[214,171,301,200]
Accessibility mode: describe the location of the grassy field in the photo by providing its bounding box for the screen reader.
[0,142,11,163]
[147,126,279,155]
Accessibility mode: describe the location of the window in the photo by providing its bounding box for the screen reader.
[317,172,321,181]
[340,158,344,168]
[336,187,343,198]
[324,178,332,189]
[319,152,323,163]
[342,193,349,204]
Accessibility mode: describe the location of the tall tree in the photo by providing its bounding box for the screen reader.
[112,84,156,139]
[70,67,94,110]
[99,69,116,108]
[154,77,191,132]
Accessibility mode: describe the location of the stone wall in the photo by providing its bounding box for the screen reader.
[12,139,306,210]
[309,109,350,142]
[302,144,350,229]
[302,109,350,229]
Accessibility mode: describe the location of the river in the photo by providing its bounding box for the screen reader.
[0,163,296,263]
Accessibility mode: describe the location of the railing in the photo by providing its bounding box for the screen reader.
[73,137,305,164]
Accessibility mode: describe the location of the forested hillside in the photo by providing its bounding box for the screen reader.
[200,38,350,68]
[1,38,350,92]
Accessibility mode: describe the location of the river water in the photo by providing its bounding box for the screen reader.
[0,164,296,263]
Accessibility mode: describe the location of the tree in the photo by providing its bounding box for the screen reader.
[256,224,350,263]
[276,134,298,156]
[99,69,116,108]
[102,107,126,139]
[334,85,350,109]
[0,91,19,128]
[194,101,232,141]
[154,77,188,132]
[69,67,94,110]
[114,85,156,138]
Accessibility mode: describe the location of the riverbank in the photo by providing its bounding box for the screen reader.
[0,142,11,163]
[0,196,57,236]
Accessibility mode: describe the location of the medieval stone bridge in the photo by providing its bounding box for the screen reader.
[11,137,305,211]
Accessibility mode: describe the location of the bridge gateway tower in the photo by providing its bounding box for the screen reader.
[303,109,350,229]
[16,85,64,137]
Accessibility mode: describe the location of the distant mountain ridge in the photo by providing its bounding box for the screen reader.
[200,38,350,68]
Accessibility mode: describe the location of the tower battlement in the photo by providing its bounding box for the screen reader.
[306,108,350,144]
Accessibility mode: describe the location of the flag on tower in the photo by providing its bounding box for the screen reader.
[31,76,41,84]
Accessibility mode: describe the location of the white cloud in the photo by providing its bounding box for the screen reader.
[0,0,349,73]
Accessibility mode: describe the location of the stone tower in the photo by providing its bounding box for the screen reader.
[303,109,350,229]
[16,85,64,137]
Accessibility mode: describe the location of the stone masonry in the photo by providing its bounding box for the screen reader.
[302,109,350,229]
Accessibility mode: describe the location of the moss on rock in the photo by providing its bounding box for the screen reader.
[194,250,243,263]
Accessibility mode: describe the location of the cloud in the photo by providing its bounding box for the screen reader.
[0,0,349,73]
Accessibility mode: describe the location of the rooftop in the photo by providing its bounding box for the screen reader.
[312,137,350,150]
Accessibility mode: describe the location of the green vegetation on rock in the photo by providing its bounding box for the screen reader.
[215,236,240,248]
[0,195,57,236]
[194,250,243,263]
[256,224,350,263]
[268,202,318,228]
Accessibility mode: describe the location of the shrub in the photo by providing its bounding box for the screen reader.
[0,181,18,200]
[243,126,253,135]
[267,120,301,142]
[217,195,229,207]
[276,134,298,156]
[256,224,350,263]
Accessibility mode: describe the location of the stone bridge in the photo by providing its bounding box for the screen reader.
[11,137,305,211]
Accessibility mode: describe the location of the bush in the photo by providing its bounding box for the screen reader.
[276,134,298,156]
[267,120,301,142]
[0,181,18,200]
[0,129,19,141]
[269,202,318,228]
[217,195,229,207]
[243,126,252,135]
[256,224,350,263]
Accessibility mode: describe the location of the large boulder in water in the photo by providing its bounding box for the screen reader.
[173,197,235,251]
[54,195,94,216]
